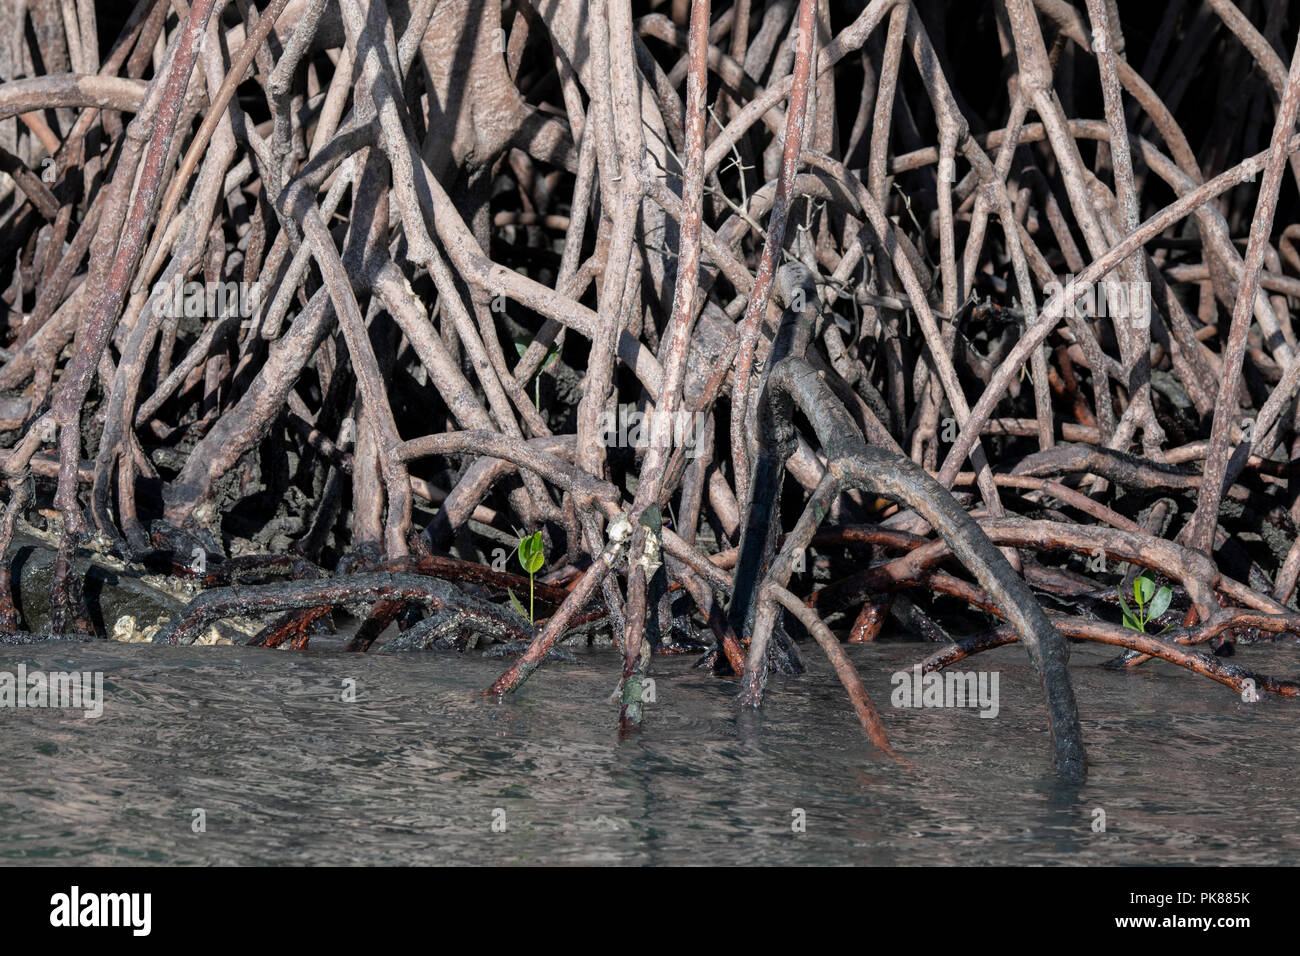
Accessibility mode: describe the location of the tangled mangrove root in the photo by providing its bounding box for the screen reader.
[3,0,1300,779]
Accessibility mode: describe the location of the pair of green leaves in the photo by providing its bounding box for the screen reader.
[1118,572,1172,633]
[514,340,560,367]
[517,531,545,574]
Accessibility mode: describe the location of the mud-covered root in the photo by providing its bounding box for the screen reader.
[154,572,536,648]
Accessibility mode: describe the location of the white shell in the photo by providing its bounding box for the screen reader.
[606,513,633,544]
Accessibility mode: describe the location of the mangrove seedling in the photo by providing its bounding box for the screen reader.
[1118,573,1172,634]
[517,530,545,624]
[515,342,560,411]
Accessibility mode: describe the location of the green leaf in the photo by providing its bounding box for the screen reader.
[506,588,529,620]
[1136,574,1155,606]
[1117,593,1140,631]
[517,531,545,574]
[514,341,529,358]
[541,348,559,370]
[1148,585,1172,621]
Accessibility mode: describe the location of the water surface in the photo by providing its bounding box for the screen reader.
[1,638,1296,864]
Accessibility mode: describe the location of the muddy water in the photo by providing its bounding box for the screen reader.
[0,637,1296,865]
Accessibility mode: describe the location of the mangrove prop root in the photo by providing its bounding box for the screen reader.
[735,354,1087,779]
[922,614,1300,700]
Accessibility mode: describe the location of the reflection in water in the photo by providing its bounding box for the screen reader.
[0,638,1296,864]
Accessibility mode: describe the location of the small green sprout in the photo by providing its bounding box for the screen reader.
[515,341,559,411]
[1118,572,1172,634]
[517,530,545,623]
